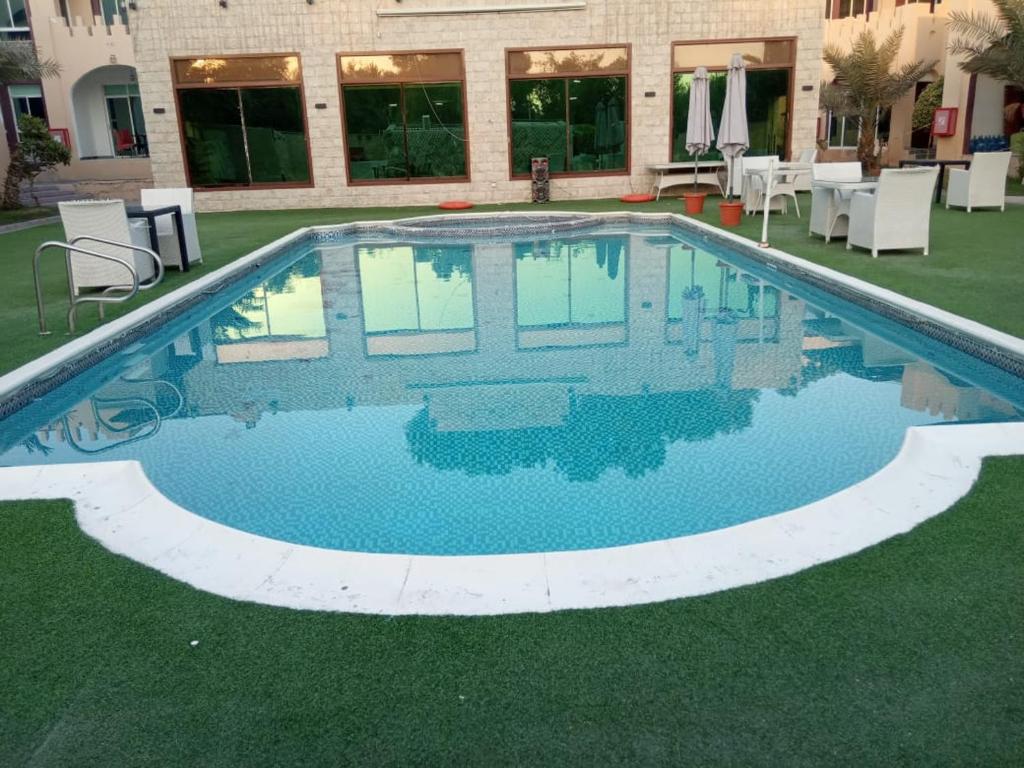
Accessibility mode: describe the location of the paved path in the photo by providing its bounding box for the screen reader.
[0,215,59,236]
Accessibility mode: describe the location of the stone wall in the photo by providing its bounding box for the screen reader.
[129,0,824,212]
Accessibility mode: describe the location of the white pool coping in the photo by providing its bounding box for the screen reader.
[1,422,1022,615]
[1,211,1023,615]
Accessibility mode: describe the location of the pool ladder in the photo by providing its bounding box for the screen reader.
[33,237,164,335]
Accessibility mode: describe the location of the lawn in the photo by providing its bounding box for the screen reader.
[1,194,1022,376]
[1,458,1021,766]
[1,195,1022,765]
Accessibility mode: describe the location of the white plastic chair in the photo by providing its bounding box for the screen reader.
[847,167,940,258]
[140,187,204,268]
[58,200,159,293]
[741,156,796,216]
[793,148,818,192]
[809,162,863,242]
[945,151,1011,212]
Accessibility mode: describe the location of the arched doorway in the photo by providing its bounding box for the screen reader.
[71,65,148,159]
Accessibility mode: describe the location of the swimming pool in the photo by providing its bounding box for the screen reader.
[1,216,1022,559]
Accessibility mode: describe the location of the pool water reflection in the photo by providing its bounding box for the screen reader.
[1,227,1021,554]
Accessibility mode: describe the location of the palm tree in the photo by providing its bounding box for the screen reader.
[948,0,1024,90]
[0,41,59,84]
[822,27,936,172]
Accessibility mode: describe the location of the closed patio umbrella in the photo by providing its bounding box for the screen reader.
[716,54,750,200]
[684,66,715,191]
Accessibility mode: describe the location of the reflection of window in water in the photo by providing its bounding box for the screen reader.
[666,247,779,320]
[211,255,328,362]
[515,238,626,327]
[357,245,474,334]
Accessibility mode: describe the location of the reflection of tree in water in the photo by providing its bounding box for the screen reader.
[514,237,627,281]
[413,246,472,281]
[406,388,759,481]
[210,254,322,342]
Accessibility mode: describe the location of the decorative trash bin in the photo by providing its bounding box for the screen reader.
[531,157,550,203]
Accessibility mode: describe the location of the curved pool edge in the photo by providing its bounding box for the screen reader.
[2,421,1022,616]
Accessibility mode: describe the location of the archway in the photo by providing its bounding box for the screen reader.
[70,65,147,159]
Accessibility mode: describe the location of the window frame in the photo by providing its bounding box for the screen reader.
[668,37,797,163]
[171,52,315,192]
[505,43,632,181]
[1,0,30,39]
[8,82,46,140]
[337,49,471,187]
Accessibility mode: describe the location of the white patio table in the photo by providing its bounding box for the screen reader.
[648,160,726,200]
[810,179,879,243]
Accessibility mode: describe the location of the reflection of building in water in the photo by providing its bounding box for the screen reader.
[901,363,1018,422]
[23,231,1019,462]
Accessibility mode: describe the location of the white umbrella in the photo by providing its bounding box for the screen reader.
[684,66,714,191]
[716,54,750,201]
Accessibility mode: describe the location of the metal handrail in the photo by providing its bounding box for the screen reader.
[59,396,162,455]
[33,237,164,335]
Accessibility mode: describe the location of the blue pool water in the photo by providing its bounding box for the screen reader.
[1,221,1021,555]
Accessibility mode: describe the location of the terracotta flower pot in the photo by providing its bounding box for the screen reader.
[682,191,707,215]
[719,201,744,227]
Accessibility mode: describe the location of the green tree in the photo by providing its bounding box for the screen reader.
[822,27,936,172]
[912,77,945,131]
[948,0,1024,90]
[2,115,71,209]
[1,42,62,210]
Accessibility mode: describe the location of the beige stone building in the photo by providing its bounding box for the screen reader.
[822,0,1023,165]
[1,1,152,201]
[119,0,825,212]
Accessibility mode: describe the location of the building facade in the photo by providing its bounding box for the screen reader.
[822,0,1023,166]
[125,0,825,212]
[1,0,152,200]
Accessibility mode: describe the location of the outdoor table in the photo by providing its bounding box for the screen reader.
[809,179,879,243]
[648,160,726,200]
[898,158,971,204]
[742,162,813,213]
[126,204,190,272]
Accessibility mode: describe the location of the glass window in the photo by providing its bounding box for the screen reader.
[672,68,789,161]
[357,245,475,334]
[507,47,629,76]
[104,84,147,157]
[339,53,463,84]
[100,0,128,26]
[9,84,45,137]
[173,56,301,85]
[515,239,626,327]
[340,52,468,183]
[508,46,629,177]
[241,88,311,183]
[672,40,795,71]
[175,55,311,188]
[1,0,29,40]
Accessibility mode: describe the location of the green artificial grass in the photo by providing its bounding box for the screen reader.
[0,206,55,226]
[0,194,1021,376]
[0,457,1021,766]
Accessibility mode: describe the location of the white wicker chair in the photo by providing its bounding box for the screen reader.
[140,187,204,268]
[58,200,159,293]
[847,167,940,258]
[793,148,818,192]
[945,151,1011,212]
[809,162,863,242]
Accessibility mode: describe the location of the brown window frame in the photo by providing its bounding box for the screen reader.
[171,52,315,193]
[337,49,471,187]
[505,43,632,181]
[668,37,797,163]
